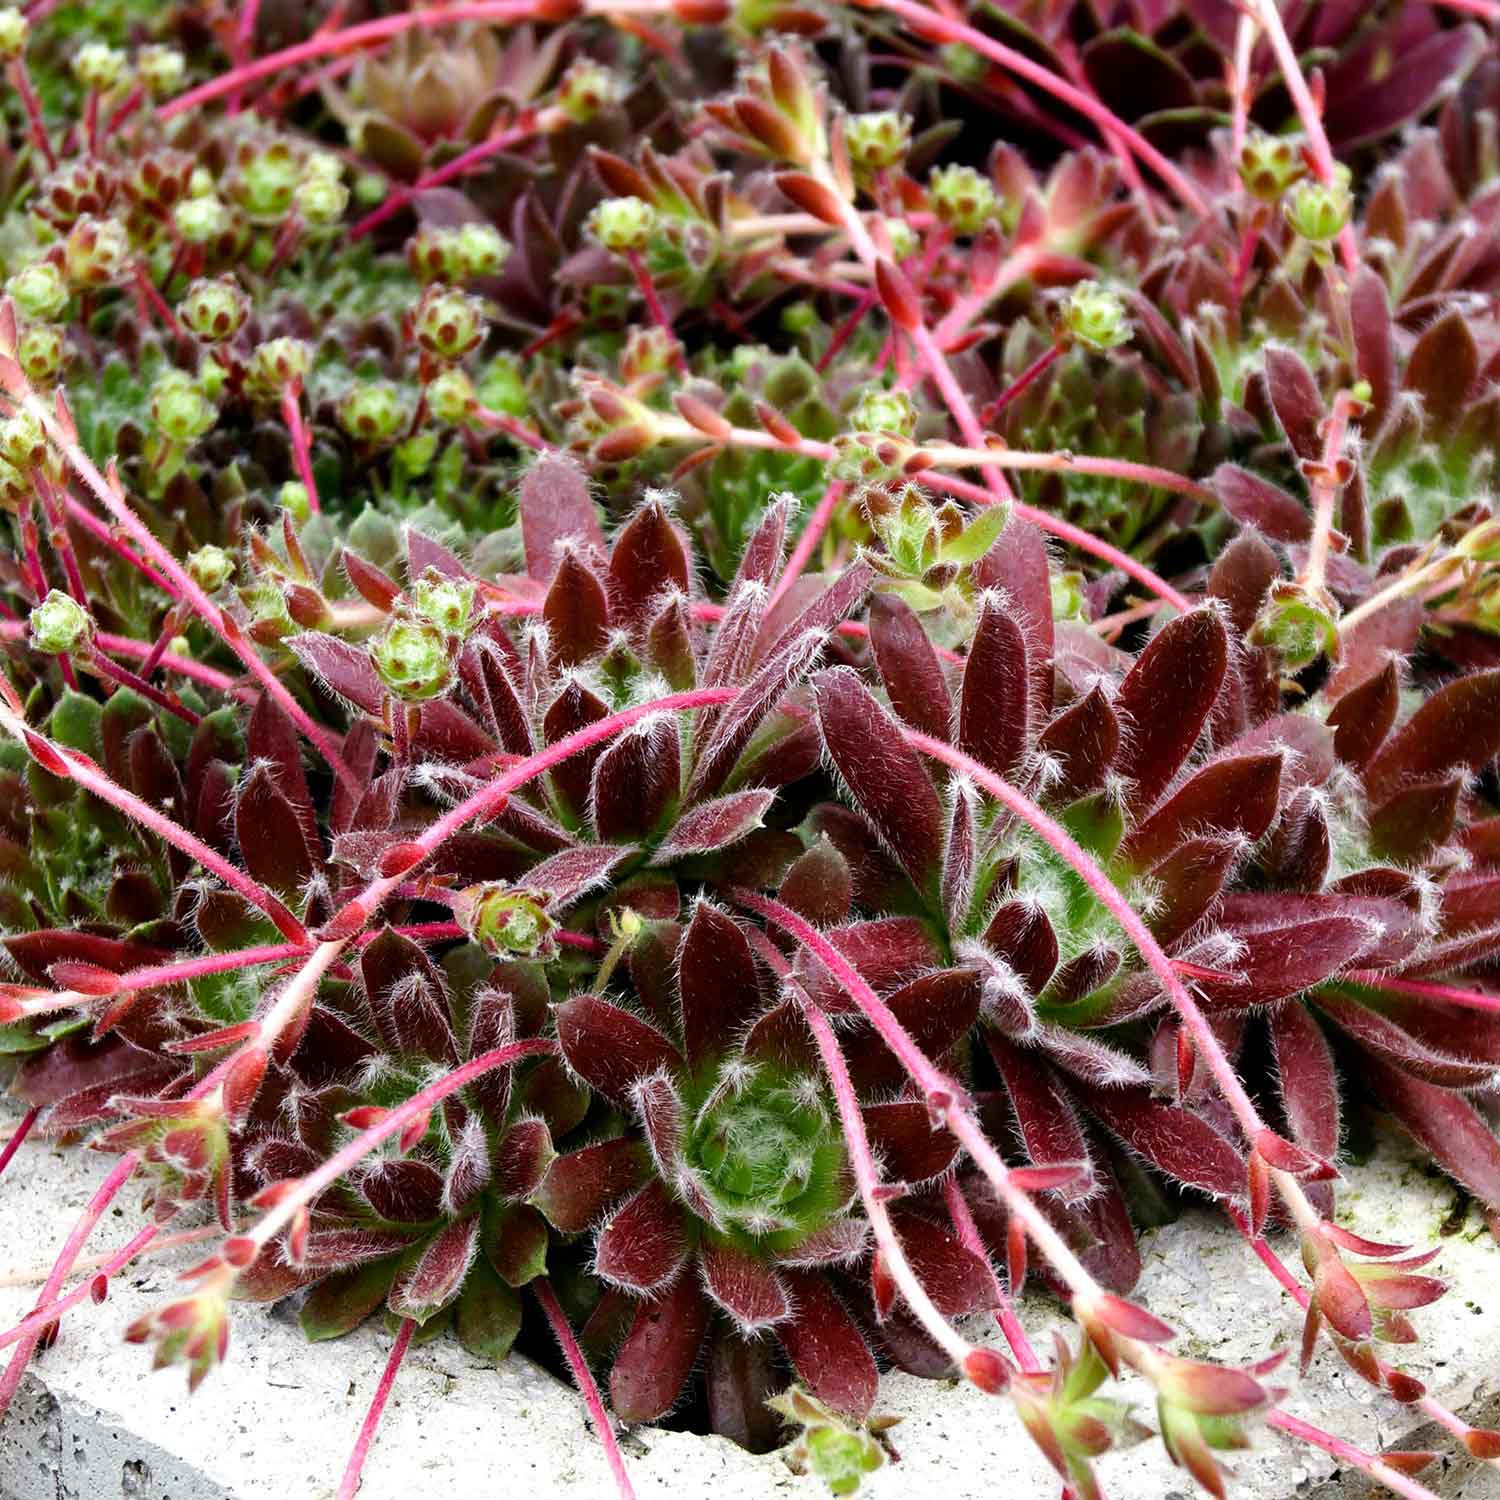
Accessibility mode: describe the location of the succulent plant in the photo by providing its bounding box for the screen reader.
[2,7,1500,1500]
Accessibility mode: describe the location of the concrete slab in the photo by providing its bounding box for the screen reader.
[1,1104,1497,1500]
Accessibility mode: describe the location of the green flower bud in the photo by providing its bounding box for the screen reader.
[302,151,343,183]
[247,337,310,398]
[151,369,217,444]
[803,1425,884,1496]
[0,457,29,511]
[845,111,911,173]
[230,140,301,224]
[1062,281,1130,352]
[928,163,998,235]
[371,616,452,701]
[556,57,617,123]
[848,386,916,439]
[337,380,408,445]
[0,409,49,471]
[29,589,91,655]
[63,216,130,288]
[587,196,657,255]
[1237,130,1307,203]
[0,8,28,61]
[881,216,919,262]
[476,353,526,417]
[187,544,234,593]
[72,41,126,92]
[406,227,458,284]
[457,882,556,957]
[427,367,476,425]
[18,324,64,384]
[278,481,310,522]
[353,172,386,206]
[295,174,348,228]
[410,569,476,637]
[7,261,68,321]
[1251,582,1340,669]
[831,431,903,487]
[173,196,231,245]
[180,276,250,342]
[1050,569,1086,623]
[136,44,185,97]
[198,356,228,400]
[452,222,510,279]
[413,284,485,363]
[188,166,215,198]
[1284,173,1353,245]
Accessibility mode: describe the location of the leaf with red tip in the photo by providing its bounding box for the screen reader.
[610,1272,709,1421]
[875,258,920,330]
[1328,659,1398,770]
[48,961,122,996]
[777,1271,879,1419]
[863,1099,959,1185]
[815,667,943,890]
[1194,914,1372,1009]
[1088,1292,1175,1344]
[1078,1084,1245,1199]
[964,1347,1009,1394]
[1036,686,1119,803]
[1312,1247,1373,1342]
[1113,611,1228,815]
[531,1137,651,1233]
[869,593,951,741]
[590,715,680,841]
[556,996,682,1106]
[987,1032,1093,1199]
[1254,1128,1337,1181]
[286,632,383,713]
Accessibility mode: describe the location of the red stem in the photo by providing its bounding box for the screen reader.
[533,1279,637,1500]
[158,3,553,121]
[335,1319,415,1500]
[768,479,845,610]
[0,1225,158,1353]
[978,341,1065,425]
[1265,1411,1440,1500]
[84,648,201,726]
[7,59,55,169]
[350,122,542,239]
[0,1106,39,1185]
[624,250,685,372]
[281,381,321,515]
[1345,972,1500,1015]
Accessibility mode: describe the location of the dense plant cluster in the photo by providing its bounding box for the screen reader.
[0,2,1499,1498]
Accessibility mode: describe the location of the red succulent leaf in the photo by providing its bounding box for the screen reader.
[868,592,952,741]
[815,667,943,890]
[1369,777,1461,861]
[543,547,611,666]
[958,593,1030,779]
[705,1335,781,1453]
[1364,670,1500,802]
[359,1158,445,1223]
[1315,995,1498,1089]
[519,456,605,582]
[984,899,1060,999]
[842,966,983,1094]
[389,1216,480,1323]
[360,928,457,1064]
[987,1033,1094,1202]
[235,761,316,902]
[1123,754,1282,870]
[595,1179,689,1293]
[735,494,796,592]
[1112,611,1229,815]
[700,1242,792,1331]
[776,1271,879,1419]
[1312,1246,1373,1343]
[459,637,534,757]
[556,996,682,1105]
[972,517,1053,717]
[1148,835,1241,948]
[531,1136,652,1233]
[524,844,633,908]
[590,715,680,842]
[1036,685,1120,803]
[608,497,691,631]
[1402,307,1480,433]
[679,900,763,1068]
[342,548,401,612]
[1076,1084,1244,1199]
[1192,912,1372,1009]
[654,789,776,864]
[1269,1001,1340,1210]
[863,1098,960,1185]
[486,1202,550,1287]
[633,1072,683,1175]
[1360,1051,1500,1208]
[1208,531,1280,637]
[286,632,384,713]
[1326,22,1484,151]
[1211,464,1311,544]
[494,1117,554,1199]
[610,1272,710,1421]
[1327,659,1398,769]
[543,677,611,817]
[1263,345,1325,461]
[778,838,853,926]
[889,1208,997,1319]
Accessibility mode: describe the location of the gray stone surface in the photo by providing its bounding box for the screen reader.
[1,1101,1498,1500]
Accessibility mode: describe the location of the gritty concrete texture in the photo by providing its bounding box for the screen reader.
[1,1099,1498,1500]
